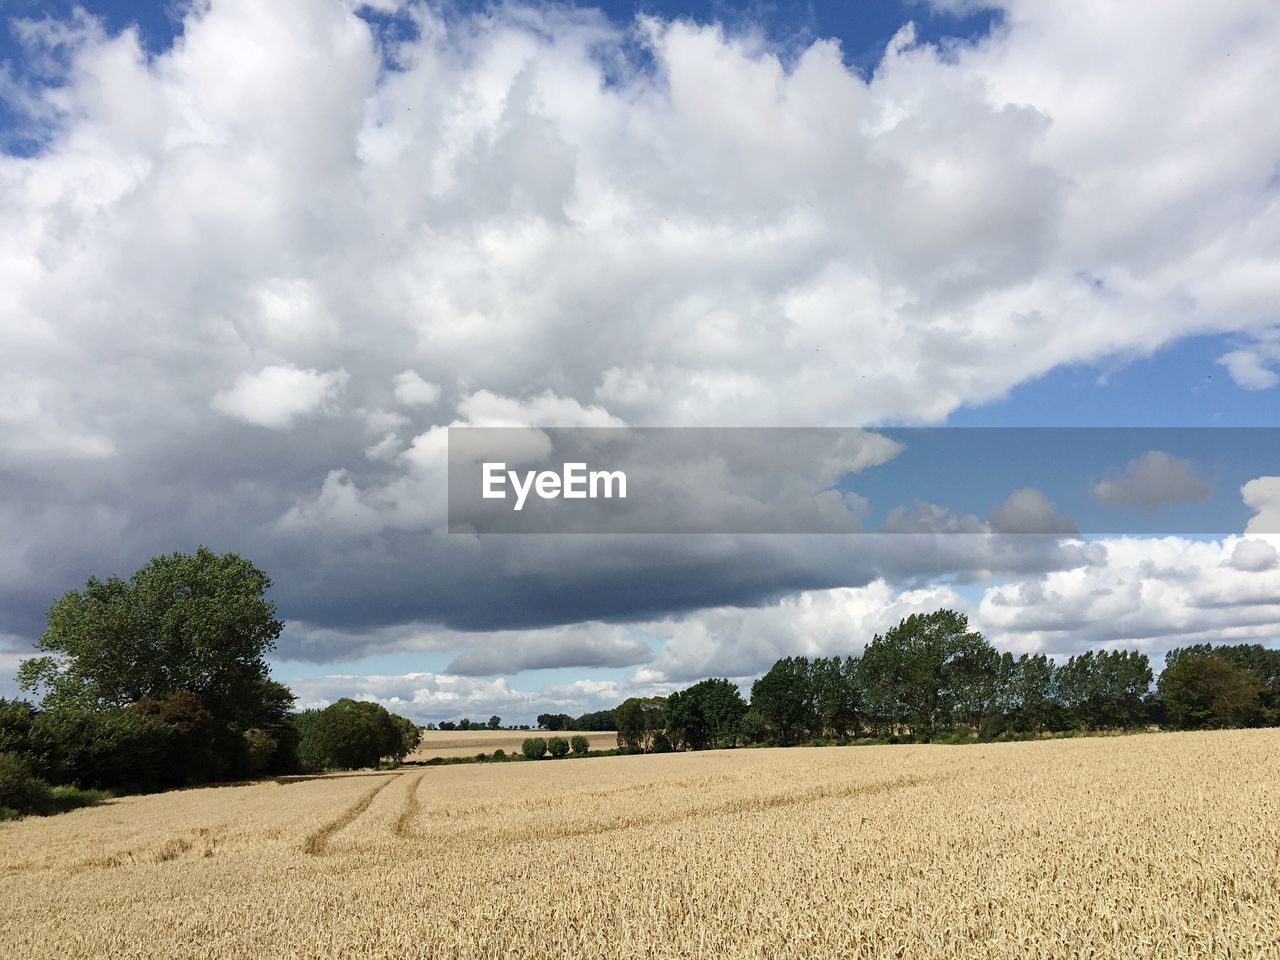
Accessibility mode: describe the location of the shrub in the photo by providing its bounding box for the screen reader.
[0,752,53,816]
[493,749,507,760]
[242,728,278,773]
[521,737,547,760]
[547,736,570,758]
[570,735,589,756]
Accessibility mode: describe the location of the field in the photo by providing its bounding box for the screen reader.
[409,728,618,759]
[2,730,1278,959]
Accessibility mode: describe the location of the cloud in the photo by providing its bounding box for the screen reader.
[1226,538,1278,573]
[977,534,1280,656]
[1091,451,1213,511]
[988,487,1077,534]
[287,671,642,723]
[1218,327,1280,390]
[446,624,654,675]
[392,370,441,407]
[213,365,349,429]
[1219,350,1279,391]
[1243,476,1280,534]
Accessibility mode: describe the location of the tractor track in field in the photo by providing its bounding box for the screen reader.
[303,774,400,856]
[394,772,426,839]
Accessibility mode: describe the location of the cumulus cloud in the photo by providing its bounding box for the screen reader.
[1243,477,1280,534]
[1091,451,1213,511]
[977,534,1280,656]
[392,370,441,407]
[1219,327,1280,390]
[213,365,349,429]
[1226,538,1278,573]
[1219,350,1280,391]
[988,487,1077,534]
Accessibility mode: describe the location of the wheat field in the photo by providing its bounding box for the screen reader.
[2,730,1278,959]
[410,729,618,759]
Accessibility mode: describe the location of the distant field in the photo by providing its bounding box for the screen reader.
[409,728,617,759]
[3,730,1279,959]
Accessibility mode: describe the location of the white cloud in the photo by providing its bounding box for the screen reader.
[1219,328,1280,390]
[287,671,641,723]
[392,370,441,407]
[212,364,349,429]
[1243,476,1280,534]
[1092,451,1212,511]
[1219,349,1279,391]
[1227,538,1278,573]
[977,533,1280,657]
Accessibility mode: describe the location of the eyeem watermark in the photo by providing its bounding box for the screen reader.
[482,462,627,511]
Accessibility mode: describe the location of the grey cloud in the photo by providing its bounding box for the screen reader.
[446,625,654,676]
[988,487,1078,534]
[1091,452,1213,511]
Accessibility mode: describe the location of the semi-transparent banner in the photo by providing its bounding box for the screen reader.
[447,427,1279,534]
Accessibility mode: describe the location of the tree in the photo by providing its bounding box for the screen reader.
[305,699,407,770]
[858,611,997,736]
[390,715,422,760]
[570,734,590,755]
[615,697,666,753]
[536,713,572,731]
[571,709,617,731]
[1166,643,1280,725]
[487,715,501,730]
[1057,650,1152,730]
[751,657,817,745]
[547,735,570,758]
[521,737,547,760]
[1159,655,1262,729]
[665,679,748,750]
[812,656,859,739]
[18,548,284,733]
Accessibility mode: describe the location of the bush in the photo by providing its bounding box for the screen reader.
[570,735,589,756]
[547,736,570,758]
[493,749,507,760]
[521,737,547,760]
[48,784,109,814]
[0,752,53,815]
[32,707,177,792]
[242,728,277,773]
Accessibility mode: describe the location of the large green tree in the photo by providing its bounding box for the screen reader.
[615,696,667,752]
[858,610,996,736]
[750,657,817,745]
[18,547,284,729]
[665,678,748,750]
[1159,654,1262,729]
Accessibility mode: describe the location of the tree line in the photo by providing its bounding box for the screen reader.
[1,549,422,820]
[4,550,1278,818]
[606,610,1280,752]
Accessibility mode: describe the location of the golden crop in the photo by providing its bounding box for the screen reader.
[2,730,1278,959]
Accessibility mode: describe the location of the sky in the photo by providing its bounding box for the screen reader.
[0,0,1277,723]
